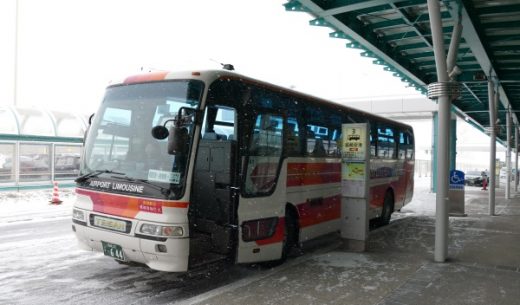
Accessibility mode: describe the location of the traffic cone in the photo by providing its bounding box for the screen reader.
[49,181,63,204]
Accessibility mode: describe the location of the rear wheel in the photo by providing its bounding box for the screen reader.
[281,209,298,261]
[379,191,394,226]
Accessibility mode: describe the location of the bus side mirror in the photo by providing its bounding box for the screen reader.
[151,125,169,140]
[168,127,189,155]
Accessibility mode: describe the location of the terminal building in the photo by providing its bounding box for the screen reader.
[0,105,87,191]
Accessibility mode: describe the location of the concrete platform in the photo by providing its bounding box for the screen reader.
[183,186,520,305]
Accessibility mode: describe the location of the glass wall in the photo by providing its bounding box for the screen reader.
[0,106,86,189]
[19,144,52,182]
[0,144,15,182]
[54,145,81,179]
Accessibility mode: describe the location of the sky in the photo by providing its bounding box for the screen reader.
[0,0,419,114]
[0,0,505,167]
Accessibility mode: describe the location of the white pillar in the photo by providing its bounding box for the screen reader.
[506,109,511,199]
[489,81,496,215]
[428,0,450,263]
[515,127,519,192]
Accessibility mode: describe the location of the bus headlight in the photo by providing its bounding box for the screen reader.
[72,209,86,222]
[140,223,184,237]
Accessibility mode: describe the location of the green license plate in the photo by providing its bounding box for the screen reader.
[101,241,126,261]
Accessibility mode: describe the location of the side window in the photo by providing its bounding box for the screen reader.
[398,131,407,160]
[306,124,328,157]
[377,126,396,159]
[244,113,283,196]
[328,128,341,157]
[285,118,301,156]
[370,125,377,157]
[398,130,414,160]
[406,131,415,160]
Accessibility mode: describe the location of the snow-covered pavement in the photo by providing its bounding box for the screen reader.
[3,177,513,305]
[0,188,75,226]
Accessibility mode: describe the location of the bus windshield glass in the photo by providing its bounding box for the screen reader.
[81,80,204,199]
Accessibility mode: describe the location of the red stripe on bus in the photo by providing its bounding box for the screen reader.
[75,188,188,218]
[287,162,341,187]
[255,217,285,246]
[123,71,169,84]
[297,194,341,228]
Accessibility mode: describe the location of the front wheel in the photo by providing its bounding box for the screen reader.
[281,211,298,261]
[261,210,298,268]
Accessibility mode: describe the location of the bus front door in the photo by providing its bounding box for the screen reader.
[236,113,286,263]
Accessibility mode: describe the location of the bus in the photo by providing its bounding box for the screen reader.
[72,69,414,272]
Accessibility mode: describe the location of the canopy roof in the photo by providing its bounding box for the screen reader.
[285,0,520,145]
[0,106,88,138]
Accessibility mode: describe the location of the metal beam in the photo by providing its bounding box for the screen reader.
[314,0,399,17]
[447,1,518,126]
[389,3,433,48]
[297,0,427,87]
[462,83,485,104]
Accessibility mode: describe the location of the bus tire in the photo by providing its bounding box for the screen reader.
[261,208,298,268]
[281,208,298,261]
[379,191,394,226]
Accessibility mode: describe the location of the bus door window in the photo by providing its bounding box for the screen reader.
[201,105,236,140]
[244,113,283,195]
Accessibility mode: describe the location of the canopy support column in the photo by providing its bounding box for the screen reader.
[506,108,511,199]
[515,127,518,193]
[489,81,496,215]
[427,0,451,263]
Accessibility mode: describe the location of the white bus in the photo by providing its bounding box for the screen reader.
[72,69,414,272]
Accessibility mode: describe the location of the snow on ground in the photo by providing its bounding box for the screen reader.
[0,187,75,226]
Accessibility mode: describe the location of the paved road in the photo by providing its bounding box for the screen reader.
[0,217,337,305]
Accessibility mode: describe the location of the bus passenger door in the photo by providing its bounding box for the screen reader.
[237,113,286,263]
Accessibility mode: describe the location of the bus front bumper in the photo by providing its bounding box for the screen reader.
[73,223,190,272]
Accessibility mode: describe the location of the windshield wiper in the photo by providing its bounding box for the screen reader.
[75,169,125,183]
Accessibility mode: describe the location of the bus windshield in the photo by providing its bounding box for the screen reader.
[81,80,204,199]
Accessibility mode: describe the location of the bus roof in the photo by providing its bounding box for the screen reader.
[111,69,413,131]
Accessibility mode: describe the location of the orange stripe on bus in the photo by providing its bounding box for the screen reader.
[76,188,188,218]
[287,162,341,187]
[124,71,169,84]
[162,201,189,208]
[297,194,341,228]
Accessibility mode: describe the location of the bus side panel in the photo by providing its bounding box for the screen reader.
[403,159,415,206]
[286,158,342,243]
[369,158,406,217]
